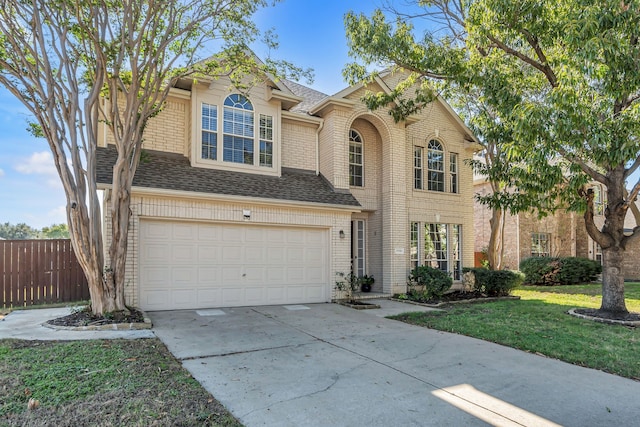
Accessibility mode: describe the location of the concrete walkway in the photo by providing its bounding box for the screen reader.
[148,299,640,427]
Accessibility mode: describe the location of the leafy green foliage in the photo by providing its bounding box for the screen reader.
[466,267,524,296]
[407,266,453,300]
[520,257,602,286]
[344,0,640,312]
[0,222,39,240]
[40,223,70,239]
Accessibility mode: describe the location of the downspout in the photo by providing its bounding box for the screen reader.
[315,118,324,176]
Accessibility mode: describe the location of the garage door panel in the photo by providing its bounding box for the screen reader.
[245,287,265,304]
[286,229,305,244]
[197,246,220,262]
[141,267,171,287]
[222,288,244,305]
[173,223,197,240]
[287,267,305,282]
[197,267,221,285]
[197,289,220,306]
[287,248,304,263]
[173,245,196,261]
[222,246,242,263]
[197,225,220,241]
[245,247,264,263]
[140,220,329,310]
[172,267,196,284]
[306,266,324,282]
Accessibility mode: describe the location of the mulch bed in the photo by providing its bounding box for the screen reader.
[46,308,146,327]
[403,290,499,305]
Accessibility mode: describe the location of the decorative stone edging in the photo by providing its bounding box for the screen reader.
[42,313,153,331]
[337,301,382,310]
[567,308,640,327]
[390,295,521,308]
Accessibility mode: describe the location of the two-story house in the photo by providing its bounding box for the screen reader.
[96,67,478,311]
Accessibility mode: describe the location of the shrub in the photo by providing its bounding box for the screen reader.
[519,257,602,286]
[470,268,524,296]
[407,266,453,300]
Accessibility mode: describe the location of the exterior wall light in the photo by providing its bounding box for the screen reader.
[339,230,345,239]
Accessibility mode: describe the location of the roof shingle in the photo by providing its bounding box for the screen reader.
[96,146,360,208]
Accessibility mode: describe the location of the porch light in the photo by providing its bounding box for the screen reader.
[339,230,345,239]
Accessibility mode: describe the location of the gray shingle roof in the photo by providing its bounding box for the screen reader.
[96,146,360,208]
[281,79,329,114]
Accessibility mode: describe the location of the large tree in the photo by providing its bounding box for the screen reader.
[345,0,640,316]
[0,0,309,315]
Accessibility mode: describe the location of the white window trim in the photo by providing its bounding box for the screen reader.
[191,86,280,177]
[410,221,462,280]
[349,129,364,187]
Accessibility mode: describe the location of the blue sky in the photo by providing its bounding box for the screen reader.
[0,0,380,229]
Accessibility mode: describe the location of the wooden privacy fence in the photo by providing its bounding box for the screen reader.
[0,239,89,308]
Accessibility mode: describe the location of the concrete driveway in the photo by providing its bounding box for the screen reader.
[149,300,640,427]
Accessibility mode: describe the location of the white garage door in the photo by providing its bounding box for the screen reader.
[138,220,329,310]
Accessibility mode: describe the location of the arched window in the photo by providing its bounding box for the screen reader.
[427,139,444,192]
[349,129,363,187]
[223,94,254,165]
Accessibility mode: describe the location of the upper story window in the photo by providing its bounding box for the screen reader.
[450,153,458,194]
[414,147,423,190]
[531,232,550,257]
[593,185,605,215]
[201,103,218,160]
[414,140,458,193]
[349,129,363,187]
[223,94,254,165]
[427,139,445,192]
[198,93,274,171]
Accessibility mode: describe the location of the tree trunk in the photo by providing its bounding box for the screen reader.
[487,207,504,270]
[584,168,629,315]
[600,247,628,314]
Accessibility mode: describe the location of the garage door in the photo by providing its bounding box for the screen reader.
[138,220,329,310]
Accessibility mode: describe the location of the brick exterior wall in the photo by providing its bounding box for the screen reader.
[101,71,479,306]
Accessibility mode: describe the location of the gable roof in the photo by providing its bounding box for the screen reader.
[95,146,361,209]
[281,79,329,114]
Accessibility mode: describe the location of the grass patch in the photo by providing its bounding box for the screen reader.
[0,338,241,426]
[390,283,640,380]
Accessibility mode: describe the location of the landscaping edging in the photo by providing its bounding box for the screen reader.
[42,312,153,331]
[567,308,640,327]
[337,301,382,310]
[390,295,520,308]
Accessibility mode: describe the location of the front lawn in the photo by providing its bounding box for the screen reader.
[0,338,242,426]
[390,283,640,380]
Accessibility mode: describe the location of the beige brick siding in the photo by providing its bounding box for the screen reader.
[98,97,190,157]
[281,119,317,171]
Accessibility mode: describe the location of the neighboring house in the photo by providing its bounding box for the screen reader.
[474,178,640,280]
[96,65,479,311]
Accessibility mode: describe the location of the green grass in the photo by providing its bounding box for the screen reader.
[390,283,640,380]
[0,338,242,426]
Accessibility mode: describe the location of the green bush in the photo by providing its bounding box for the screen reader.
[407,266,453,300]
[464,267,524,296]
[519,257,602,286]
[471,268,524,296]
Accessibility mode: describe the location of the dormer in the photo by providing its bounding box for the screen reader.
[189,74,302,177]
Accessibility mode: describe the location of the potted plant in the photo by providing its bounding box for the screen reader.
[360,275,374,292]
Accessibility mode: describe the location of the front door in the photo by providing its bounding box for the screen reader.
[351,220,365,277]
